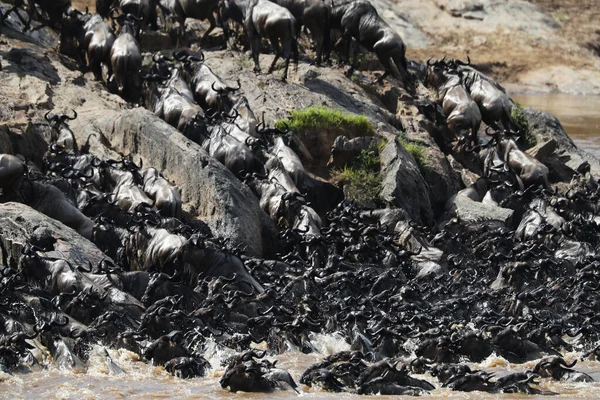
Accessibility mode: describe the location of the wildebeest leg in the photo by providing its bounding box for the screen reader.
[267,36,282,75]
[150,0,159,31]
[200,15,217,44]
[307,25,324,66]
[374,50,394,84]
[250,35,262,73]
[345,40,360,77]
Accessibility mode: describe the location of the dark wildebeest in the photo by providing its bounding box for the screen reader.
[328,0,409,85]
[157,0,221,46]
[271,0,331,65]
[425,58,481,146]
[219,0,299,81]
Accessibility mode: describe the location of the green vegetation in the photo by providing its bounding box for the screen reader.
[334,166,382,206]
[512,102,536,148]
[511,102,528,132]
[399,137,429,175]
[276,106,375,138]
[332,140,385,206]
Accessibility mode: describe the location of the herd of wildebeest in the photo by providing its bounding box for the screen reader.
[1,0,600,396]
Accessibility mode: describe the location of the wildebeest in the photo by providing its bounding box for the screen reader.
[120,0,159,30]
[157,0,221,46]
[84,13,116,81]
[200,124,263,177]
[328,0,409,84]
[425,58,481,146]
[447,57,518,133]
[109,12,143,101]
[44,110,79,152]
[219,0,299,81]
[176,50,242,112]
[271,0,330,65]
[142,167,182,218]
[495,134,550,188]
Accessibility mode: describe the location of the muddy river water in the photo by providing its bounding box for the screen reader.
[514,94,600,159]
[4,335,600,399]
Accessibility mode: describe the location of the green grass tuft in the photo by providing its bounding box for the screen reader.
[333,166,382,206]
[276,106,375,138]
[331,140,385,206]
[399,137,429,175]
[511,102,535,148]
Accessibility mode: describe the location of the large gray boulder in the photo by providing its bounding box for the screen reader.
[71,108,273,257]
[442,194,514,227]
[0,202,109,268]
[524,108,600,180]
[379,139,433,225]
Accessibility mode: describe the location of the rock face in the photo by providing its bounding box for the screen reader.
[524,108,600,179]
[379,139,433,225]
[72,108,274,258]
[443,195,514,226]
[0,202,109,268]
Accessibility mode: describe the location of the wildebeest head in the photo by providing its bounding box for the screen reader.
[424,57,451,89]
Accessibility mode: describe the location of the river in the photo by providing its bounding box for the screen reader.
[513,94,600,159]
[3,335,600,399]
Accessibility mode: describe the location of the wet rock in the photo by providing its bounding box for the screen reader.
[72,108,273,258]
[523,108,600,179]
[526,139,557,161]
[379,139,433,225]
[402,119,462,216]
[443,194,513,226]
[0,202,109,268]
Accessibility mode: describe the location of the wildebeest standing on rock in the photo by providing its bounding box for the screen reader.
[425,57,481,147]
[84,13,117,81]
[219,0,299,81]
[328,0,410,85]
[44,110,79,152]
[157,0,222,46]
[109,12,143,102]
[447,56,518,133]
[175,50,242,112]
[271,0,331,65]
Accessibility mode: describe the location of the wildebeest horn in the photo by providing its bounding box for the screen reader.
[127,13,144,22]
[59,110,78,122]
[140,71,171,82]
[44,111,54,121]
[173,50,189,61]
[228,79,241,91]
[211,81,226,93]
[455,55,471,66]
[227,108,239,122]
[485,126,499,137]
[426,57,434,66]
[188,51,205,62]
[559,358,577,368]
[245,137,257,147]
[255,120,265,134]
[109,8,119,20]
